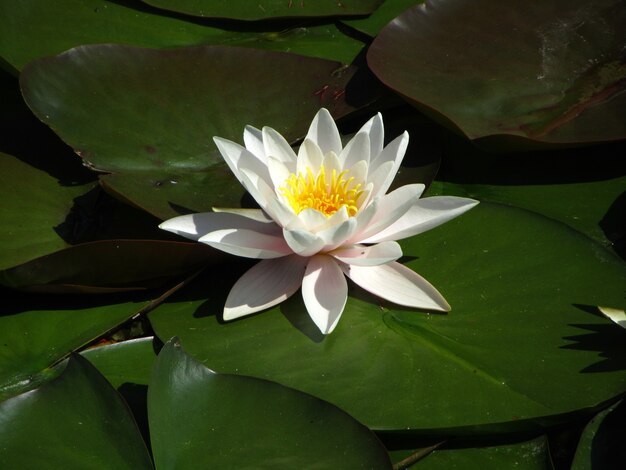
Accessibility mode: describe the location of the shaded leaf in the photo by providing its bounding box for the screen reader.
[342,0,422,37]
[149,202,626,433]
[367,0,626,145]
[0,355,152,469]
[571,400,626,470]
[21,44,371,219]
[148,338,391,469]
[141,0,384,20]
[0,290,149,400]
[0,0,364,73]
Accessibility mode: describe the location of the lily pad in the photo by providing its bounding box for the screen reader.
[571,400,626,470]
[148,338,391,469]
[21,44,369,220]
[342,0,422,37]
[367,0,626,145]
[0,289,149,400]
[141,0,384,21]
[0,0,364,73]
[149,202,626,433]
[0,355,152,469]
[390,436,552,469]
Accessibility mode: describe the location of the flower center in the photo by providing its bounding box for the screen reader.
[280,165,363,217]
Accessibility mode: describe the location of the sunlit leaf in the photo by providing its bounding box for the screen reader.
[149,202,626,433]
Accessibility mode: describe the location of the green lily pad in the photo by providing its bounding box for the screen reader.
[0,0,365,73]
[21,44,368,220]
[367,0,626,145]
[141,0,384,20]
[149,338,391,469]
[342,0,422,37]
[0,290,149,400]
[82,337,158,389]
[571,400,626,469]
[426,136,626,257]
[149,202,626,433]
[0,354,152,469]
[390,436,551,469]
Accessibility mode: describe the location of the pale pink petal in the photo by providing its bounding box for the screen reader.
[358,113,384,158]
[283,228,325,256]
[352,184,425,243]
[199,229,292,259]
[306,108,342,156]
[302,255,347,334]
[159,211,279,241]
[297,139,324,175]
[243,125,266,162]
[213,137,271,189]
[224,255,307,320]
[331,241,402,266]
[262,126,297,169]
[369,132,409,199]
[361,197,479,243]
[339,131,370,169]
[343,262,451,311]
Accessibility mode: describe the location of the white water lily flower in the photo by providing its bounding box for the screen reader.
[160,109,478,334]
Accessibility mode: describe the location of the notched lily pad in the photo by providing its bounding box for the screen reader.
[21,44,369,220]
[367,0,626,145]
[140,0,384,21]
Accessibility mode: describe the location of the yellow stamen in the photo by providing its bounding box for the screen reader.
[280,164,363,217]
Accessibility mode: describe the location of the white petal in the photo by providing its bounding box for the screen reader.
[353,184,425,243]
[267,156,292,192]
[343,262,451,311]
[369,131,409,199]
[283,228,325,256]
[358,113,384,158]
[263,126,297,168]
[339,131,370,169]
[159,211,279,241]
[297,208,330,232]
[213,137,271,189]
[306,108,342,156]
[302,255,347,334]
[317,217,357,251]
[366,160,394,198]
[297,139,324,175]
[239,168,301,230]
[211,208,273,223]
[361,197,479,244]
[199,229,292,259]
[321,150,342,174]
[331,241,402,266]
[347,160,368,195]
[243,125,266,162]
[224,255,307,320]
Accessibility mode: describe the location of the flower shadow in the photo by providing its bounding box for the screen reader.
[561,304,626,373]
[279,295,326,344]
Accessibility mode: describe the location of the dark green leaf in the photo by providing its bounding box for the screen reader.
[0,291,148,400]
[571,400,626,470]
[342,0,422,37]
[0,0,364,73]
[367,0,626,145]
[391,436,552,469]
[141,0,384,20]
[0,355,152,469]
[148,338,391,469]
[82,337,158,389]
[149,202,626,433]
[21,44,370,219]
